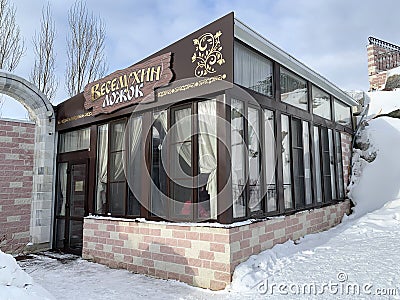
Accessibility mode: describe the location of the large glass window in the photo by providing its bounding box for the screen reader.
[280,68,308,110]
[335,131,345,199]
[248,107,261,213]
[234,41,273,97]
[168,99,217,221]
[151,111,168,217]
[281,114,293,209]
[109,121,126,215]
[313,126,323,203]
[198,100,217,220]
[302,121,313,205]
[264,110,277,212]
[291,118,305,208]
[312,86,331,119]
[334,99,352,127]
[321,128,332,202]
[59,127,90,153]
[94,118,141,217]
[328,129,336,200]
[95,124,108,214]
[125,116,142,216]
[231,99,246,218]
[56,162,68,216]
[170,106,193,219]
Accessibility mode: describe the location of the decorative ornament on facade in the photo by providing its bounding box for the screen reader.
[192,31,225,77]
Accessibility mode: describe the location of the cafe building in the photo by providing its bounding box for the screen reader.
[54,13,356,289]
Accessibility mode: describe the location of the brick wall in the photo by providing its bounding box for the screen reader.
[341,132,352,190]
[83,200,351,290]
[0,119,35,252]
[369,72,387,91]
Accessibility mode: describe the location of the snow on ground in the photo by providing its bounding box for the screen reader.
[367,90,400,116]
[11,91,400,299]
[229,91,400,298]
[0,250,54,300]
[18,253,235,300]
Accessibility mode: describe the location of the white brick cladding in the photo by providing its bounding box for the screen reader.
[83,200,351,290]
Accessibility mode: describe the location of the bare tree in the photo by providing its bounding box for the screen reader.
[0,0,25,71]
[0,0,25,117]
[65,0,107,96]
[30,3,57,102]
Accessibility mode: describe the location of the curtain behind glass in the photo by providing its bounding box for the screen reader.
[174,108,192,167]
[56,162,68,216]
[198,100,217,219]
[151,111,167,217]
[95,124,108,214]
[264,110,276,212]
[234,41,273,97]
[231,99,246,218]
[59,127,90,153]
[248,107,261,212]
[281,114,292,209]
[125,116,142,215]
[313,126,323,203]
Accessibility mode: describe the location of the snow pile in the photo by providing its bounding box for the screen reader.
[0,250,54,300]
[229,91,400,297]
[348,117,400,217]
[348,91,400,217]
[367,90,400,116]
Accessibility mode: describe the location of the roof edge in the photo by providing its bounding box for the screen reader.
[233,17,358,107]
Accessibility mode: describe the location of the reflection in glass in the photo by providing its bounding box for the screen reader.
[151,111,167,217]
[69,220,83,250]
[55,219,65,249]
[280,68,308,110]
[70,164,86,217]
[321,128,332,202]
[335,131,345,199]
[56,162,68,216]
[281,114,292,209]
[264,110,276,212]
[95,124,108,214]
[126,115,142,216]
[328,129,336,199]
[109,120,126,215]
[198,100,217,219]
[303,121,313,205]
[313,126,323,203]
[248,107,261,213]
[231,99,246,218]
[312,86,331,119]
[109,182,125,215]
[291,118,305,208]
[334,99,352,127]
[170,107,192,219]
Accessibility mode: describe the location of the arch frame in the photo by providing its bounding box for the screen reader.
[0,71,56,249]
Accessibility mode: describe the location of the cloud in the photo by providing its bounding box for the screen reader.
[2,0,399,118]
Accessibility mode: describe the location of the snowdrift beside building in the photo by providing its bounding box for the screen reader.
[229,90,400,296]
[0,250,54,300]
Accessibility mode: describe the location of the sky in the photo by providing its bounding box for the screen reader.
[1,0,399,119]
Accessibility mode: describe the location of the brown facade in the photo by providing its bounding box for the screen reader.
[53,12,356,289]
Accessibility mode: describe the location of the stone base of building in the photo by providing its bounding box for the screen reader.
[82,200,351,290]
